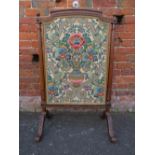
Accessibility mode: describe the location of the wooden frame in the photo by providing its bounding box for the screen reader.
[35,9,117,143]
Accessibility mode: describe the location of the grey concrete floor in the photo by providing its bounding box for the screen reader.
[19,112,135,155]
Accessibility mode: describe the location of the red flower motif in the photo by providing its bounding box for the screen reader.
[68,33,86,49]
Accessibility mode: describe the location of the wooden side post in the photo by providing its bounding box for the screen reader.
[101,18,117,143]
[35,13,49,142]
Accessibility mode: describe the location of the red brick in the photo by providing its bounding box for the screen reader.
[19,55,32,62]
[20,77,40,83]
[32,41,39,48]
[113,75,135,84]
[19,90,27,96]
[20,63,33,69]
[19,49,39,55]
[20,70,33,77]
[129,83,135,88]
[20,17,36,24]
[93,0,116,8]
[114,47,135,54]
[20,32,30,40]
[25,8,39,17]
[39,1,50,8]
[20,88,40,96]
[19,59,33,65]
[114,32,135,39]
[120,8,132,16]
[121,40,135,47]
[113,69,121,76]
[67,0,72,7]
[101,8,120,16]
[119,8,135,15]
[19,41,32,48]
[114,39,135,47]
[31,33,38,40]
[55,0,67,8]
[114,53,128,61]
[120,0,135,8]
[20,24,38,33]
[102,8,134,16]
[127,54,135,62]
[20,83,28,90]
[80,0,87,8]
[26,90,40,96]
[31,83,40,89]
[20,24,30,32]
[38,8,49,16]
[33,70,40,76]
[120,68,135,75]
[112,90,135,96]
[115,24,135,32]
[20,70,40,79]
[113,53,135,62]
[20,32,38,40]
[30,25,38,32]
[123,15,135,24]
[112,83,130,89]
[19,1,31,8]
[39,1,55,8]
[118,96,134,103]
[20,63,39,70]
[114,62,134,70]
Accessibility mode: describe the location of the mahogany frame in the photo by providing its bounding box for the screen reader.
[35,9,117,143]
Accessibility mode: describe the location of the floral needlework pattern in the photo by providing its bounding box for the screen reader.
[43,16,110,105]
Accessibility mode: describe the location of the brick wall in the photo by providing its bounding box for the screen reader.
[19,0,135,112]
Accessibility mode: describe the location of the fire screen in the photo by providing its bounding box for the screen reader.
[35,9,117,143]
[42,16,111,105]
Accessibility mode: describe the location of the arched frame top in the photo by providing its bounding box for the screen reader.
[37,9,116,24]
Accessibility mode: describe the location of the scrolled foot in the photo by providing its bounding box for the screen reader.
[35,135,42,142]
[35,112,46,143]
[105,111,117,143]
[110,136,117,143]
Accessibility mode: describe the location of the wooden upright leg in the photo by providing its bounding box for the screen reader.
[105,111,117,143]
[101,109,117,143]
[35,112,46,142]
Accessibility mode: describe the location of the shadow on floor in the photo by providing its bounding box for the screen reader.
[19,112,135,155]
